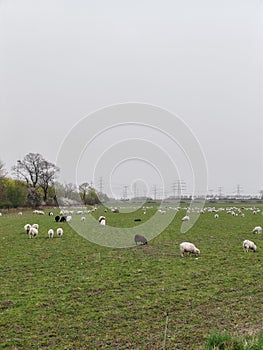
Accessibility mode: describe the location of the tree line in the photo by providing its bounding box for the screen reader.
[0,153,107,208]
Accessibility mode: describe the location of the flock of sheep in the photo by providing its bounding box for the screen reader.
[23,223,63,238]
[1,204,262,255]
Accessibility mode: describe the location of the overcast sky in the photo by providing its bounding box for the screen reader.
[0,0,262,197]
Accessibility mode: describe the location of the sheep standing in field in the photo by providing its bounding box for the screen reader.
[214,214,219,219]
[81,216,86,222]
[243,240,257,252]
[180,242,200,257]
[98,216,106,225]
[29,227,38,238]
[48,212,54,216]
[60,216,66,222]
[55,215,60,222]
[66,215,72,222]
[48,229,54,238]
[134,234,147,245]
[0,212,2,217]
[24,224,31,234]
[181,215,190,222]
[18,211,23,216]
[32,223,39,230]
[57,228,63,237]
[252,226,262,234]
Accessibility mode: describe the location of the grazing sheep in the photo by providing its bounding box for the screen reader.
[48,229,54,238]
[33,210,45,215]
[243,239,257,252]
[179,242,200,257]
[48,212,54,216]
[81,216,86,222]
[99,216,106,225]
[60,216,66,222]
[24,224,31,234]
[32,223,39,230]
[134,234,147,245]
[181,215,190,222]
[66,215,72,222]
[18,211,23,216]
[158,209,166,214]
[57,228,63,237]
[111,208,119,213]
[214,214,219,219]
[252,226,262,234]
[55,215,60,222]
[29,227,38,238]
[0,212,2,217]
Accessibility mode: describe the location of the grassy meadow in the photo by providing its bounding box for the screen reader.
[0,203,263,349]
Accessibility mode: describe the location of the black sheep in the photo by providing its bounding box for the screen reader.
[134,234,147,245]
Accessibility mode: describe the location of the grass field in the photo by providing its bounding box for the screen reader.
[0,203,263,349]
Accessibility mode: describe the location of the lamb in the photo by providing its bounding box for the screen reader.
[243,239,257,252]
[134,234,147,245]
[179,242,200,257]
[32,223,39,230]
[29,227,38,238]
[252,226,262,234]
[57,228,63,237]
[98,216,106,225]
[55,215,60,222]
[214,214,219,219]
[181,215,190,222]
[48,229,54,238]
[24,224,31,234]
[81,216,86,222]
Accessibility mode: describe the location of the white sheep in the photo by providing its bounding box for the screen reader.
[57,228,63,237]
[29,227,38,238]
[81,216,86,222]
[48,229,54,238]
[181,215,190,222]
[179,242,200,257]
[252,226,262,234]
[243,239,257,252]
[214,214,219,219]
[66,215,72,222]
[0,212,2,217]
[18,211,23,216]
[99,216,106,225]
[32,223,39,230]
[24,224,31,234]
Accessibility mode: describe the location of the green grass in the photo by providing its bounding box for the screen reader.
[0,203,263,349]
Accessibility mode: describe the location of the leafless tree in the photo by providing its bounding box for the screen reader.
[12,153,59,202]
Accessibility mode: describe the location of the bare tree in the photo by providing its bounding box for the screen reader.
[39,160,59,202]
[79,182,90,204]
[12,153,44,187]
[12,153,59,202]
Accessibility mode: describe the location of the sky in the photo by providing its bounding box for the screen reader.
[0,0,262,198]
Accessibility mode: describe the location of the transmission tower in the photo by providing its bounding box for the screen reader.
[171,180,186,198]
